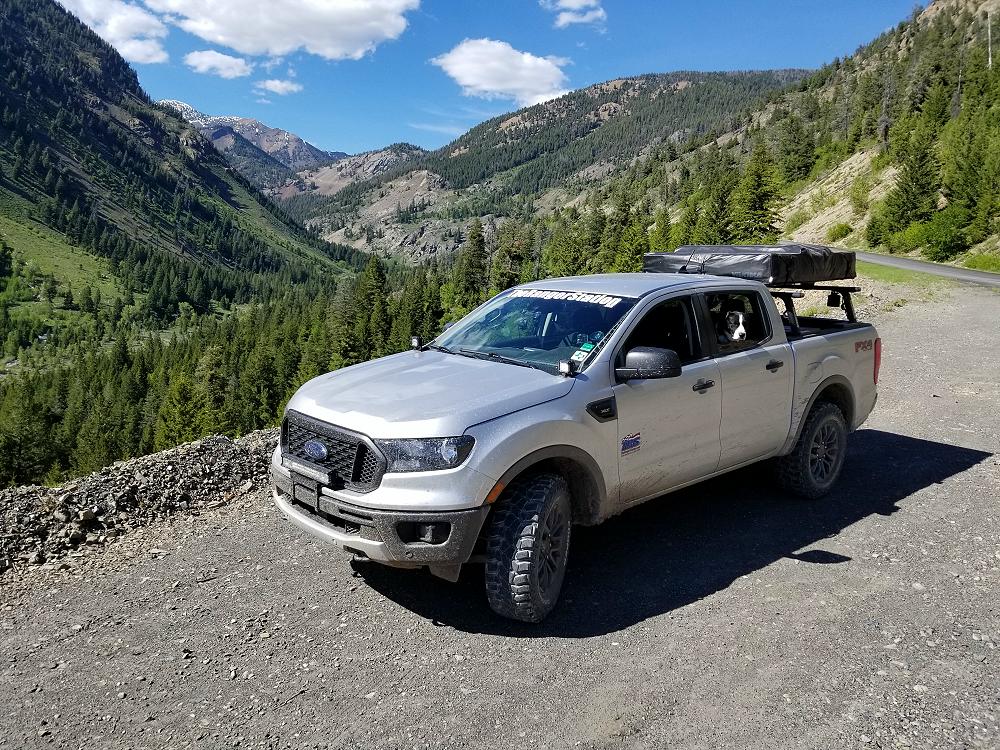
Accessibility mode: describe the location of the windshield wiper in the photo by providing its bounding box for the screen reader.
[457,348,544,371]
[425,343,455,354]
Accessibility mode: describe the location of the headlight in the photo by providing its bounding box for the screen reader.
[375,436,475,473]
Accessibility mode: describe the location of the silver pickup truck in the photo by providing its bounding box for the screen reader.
[271,271,880,621]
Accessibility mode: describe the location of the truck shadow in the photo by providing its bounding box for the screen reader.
[353,429,992,637]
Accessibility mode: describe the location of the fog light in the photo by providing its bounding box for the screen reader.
[397,521,451,545]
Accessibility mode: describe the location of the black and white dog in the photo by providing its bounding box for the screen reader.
[718,310,747,342]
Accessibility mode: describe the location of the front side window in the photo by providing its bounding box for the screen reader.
[434,289,637,373]
[704,291,771,354]
[618,295,702,365]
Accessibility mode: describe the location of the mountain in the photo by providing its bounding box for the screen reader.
[0,0,363,346]
[199,124,296,190]
[277,143,427,201]
[290,70,808,260]
[159,100,345,172]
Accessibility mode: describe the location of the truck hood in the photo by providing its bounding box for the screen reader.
[285,350,574,439]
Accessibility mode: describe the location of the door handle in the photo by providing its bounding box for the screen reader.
[766,359,784,372]
[692,378,715,392]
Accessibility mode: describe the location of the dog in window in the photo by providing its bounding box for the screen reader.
[716,300,748,343]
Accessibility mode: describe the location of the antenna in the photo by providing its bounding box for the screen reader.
[677,244,700,274]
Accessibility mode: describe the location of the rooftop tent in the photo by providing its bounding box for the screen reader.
[643,244,856,285]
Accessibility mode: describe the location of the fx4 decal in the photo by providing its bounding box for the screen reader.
[855,339,874,353]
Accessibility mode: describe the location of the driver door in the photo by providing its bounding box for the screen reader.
[613,294,722,506]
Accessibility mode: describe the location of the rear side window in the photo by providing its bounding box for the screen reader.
[704,291,771,354]
[618,295,702,365]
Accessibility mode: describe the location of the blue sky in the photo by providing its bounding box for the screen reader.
[62,0,921,155]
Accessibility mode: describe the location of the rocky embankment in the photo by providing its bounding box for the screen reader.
[0,430,277,576]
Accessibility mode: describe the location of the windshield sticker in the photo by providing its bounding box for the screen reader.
[621,432,641,456]
[571,350,589,362]
[579,342,594,351]
[508,289,624,309]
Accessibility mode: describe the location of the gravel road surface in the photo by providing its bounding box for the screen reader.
[856,251,1000,288]
[2,286,998,750]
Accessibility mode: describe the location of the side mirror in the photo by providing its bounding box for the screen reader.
[615,347,682,382]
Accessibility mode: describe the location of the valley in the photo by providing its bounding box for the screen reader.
[1,0,999,490]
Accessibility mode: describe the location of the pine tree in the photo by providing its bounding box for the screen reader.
[691,177,735,245]
[353,256,390,360]
[776,113,815,183]
[669,200,699,249]
[729,143,780,243]
[649,208,671,253]
[612,214,650,272]
[194,345,229,433]
[884,118,939,230]
[592,193,631,272]
[490,221,527,293]
[542,218,584,278]
[153,373,203,450]
[454,219,486,309]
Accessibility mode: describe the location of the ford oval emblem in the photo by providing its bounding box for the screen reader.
[303,439,329,462]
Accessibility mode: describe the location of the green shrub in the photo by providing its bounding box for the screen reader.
[921,204,970,262]
[886,222,930,254]
[849,173,872,215]
[964,253,1000,272]
[811,141,850,176]
[785,209,811,233]
[825,222,853,242]
[864,202,891,247]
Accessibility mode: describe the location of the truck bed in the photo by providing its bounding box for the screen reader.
[784,316,871,342]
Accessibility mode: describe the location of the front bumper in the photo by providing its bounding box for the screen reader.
[271,467,489,567]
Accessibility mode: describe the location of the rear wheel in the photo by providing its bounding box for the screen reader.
[484,473,571,622]
[774,402,848,499]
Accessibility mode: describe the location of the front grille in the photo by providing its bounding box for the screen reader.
[282,411,385,492]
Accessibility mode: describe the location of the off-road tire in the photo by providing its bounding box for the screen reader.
[484,473,572,623]
[774,401,848,499]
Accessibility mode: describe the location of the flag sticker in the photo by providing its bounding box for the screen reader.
[621,432,641,456]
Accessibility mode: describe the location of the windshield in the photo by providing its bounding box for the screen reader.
[433,288,637,373]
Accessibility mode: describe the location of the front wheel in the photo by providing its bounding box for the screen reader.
[773,402,848,499]
[484,473,571,622]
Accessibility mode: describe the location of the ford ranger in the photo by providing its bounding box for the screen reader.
[271,268,880,622]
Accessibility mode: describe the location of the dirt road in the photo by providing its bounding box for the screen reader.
[2,287,998,750]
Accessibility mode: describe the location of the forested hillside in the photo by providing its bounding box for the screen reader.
[571,0,1000,271]
[293,70,807,259]
[3,0,999,488]
[0,0,368,483]
[0,0,368,358]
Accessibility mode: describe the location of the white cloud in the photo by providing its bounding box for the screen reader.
[540,0,606,28]
[409,122,467,137]
[431,39,569,108]
[255,98,273,105]
[60,0,169,63]
[143,0,420,59]
[184,49,252,78]
[253,79,303,96]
